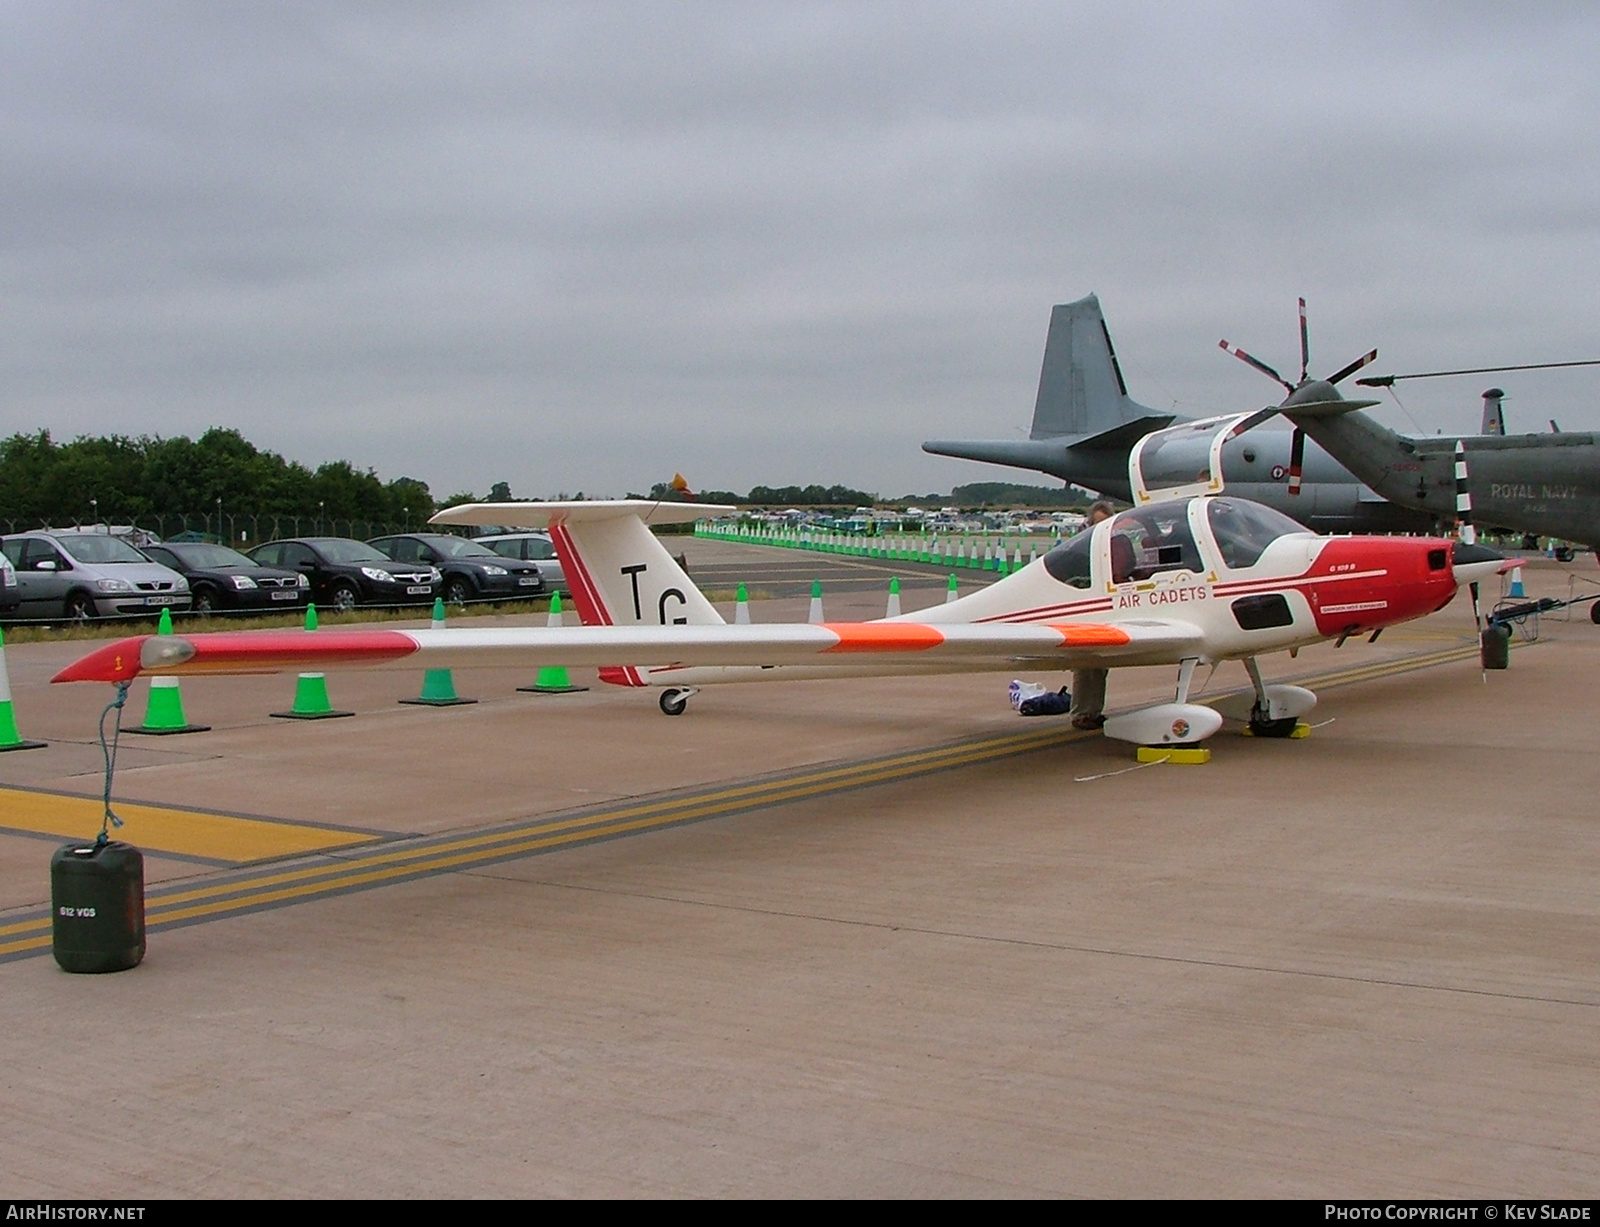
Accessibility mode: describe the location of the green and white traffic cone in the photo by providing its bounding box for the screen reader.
[885,576,901,618]
[734,582,752,625]
[519,591,588,694]
[401,599,476,707]
[130,609,210,735]
[945,573,959,604]
[808,579,824,624]
[272,605,354,719]
[0,625,46,751]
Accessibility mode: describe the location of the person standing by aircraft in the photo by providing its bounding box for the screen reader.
[1070,501,1117,730]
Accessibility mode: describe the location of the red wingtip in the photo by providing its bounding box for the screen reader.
[52,636,149,684]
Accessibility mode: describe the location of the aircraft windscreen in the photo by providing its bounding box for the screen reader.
[1042,531,1093,589]
[1205,497,1310,570]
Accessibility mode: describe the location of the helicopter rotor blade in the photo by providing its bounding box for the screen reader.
[1218,340,1294,392]
[1225,406,1283,439]
[1298,297,1310,384]
[1327,348,1379,386]
[1357,357,1600,388]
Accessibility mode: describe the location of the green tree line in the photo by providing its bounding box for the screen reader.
[0,428,434,525]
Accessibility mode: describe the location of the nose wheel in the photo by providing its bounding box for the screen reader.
[659,688,697,716]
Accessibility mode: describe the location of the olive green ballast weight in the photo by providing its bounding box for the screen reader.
[52,679,144,972]
[51,839,145,973]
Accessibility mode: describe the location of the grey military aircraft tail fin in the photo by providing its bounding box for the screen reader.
[1481,389,1506,436]
[1029,294,1161,439]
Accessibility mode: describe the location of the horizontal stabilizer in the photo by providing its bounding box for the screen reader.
[1066,414,1179,454]
[429,499,732,529]
[920,438,1070,469]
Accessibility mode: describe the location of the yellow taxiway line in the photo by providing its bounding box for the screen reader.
[0,638,1502,963]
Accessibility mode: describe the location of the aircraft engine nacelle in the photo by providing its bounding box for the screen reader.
[1102,703,1224,747]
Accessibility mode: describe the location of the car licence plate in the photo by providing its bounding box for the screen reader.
[406,586,431,595]
[518,577,540,586]
[271,590,299,600]
[147,595,178,606]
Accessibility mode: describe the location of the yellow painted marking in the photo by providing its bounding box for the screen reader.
[0,788,379,864]
[1137,746,1210,764]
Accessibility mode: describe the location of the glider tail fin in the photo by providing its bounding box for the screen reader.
[550,514,724,629]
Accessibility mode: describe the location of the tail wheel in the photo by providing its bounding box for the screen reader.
[659,689,688,716]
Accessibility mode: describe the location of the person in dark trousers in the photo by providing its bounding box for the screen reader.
[1070,501,1117,730]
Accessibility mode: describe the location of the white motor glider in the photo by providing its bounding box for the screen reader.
[56,421,1506,751]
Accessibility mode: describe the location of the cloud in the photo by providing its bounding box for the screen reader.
[2,2,1598,499]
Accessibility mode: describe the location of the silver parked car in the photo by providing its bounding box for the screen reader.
[0,531,191,620]
[472,532,568,595]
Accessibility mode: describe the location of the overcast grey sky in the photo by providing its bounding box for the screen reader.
[3,2,1598,499]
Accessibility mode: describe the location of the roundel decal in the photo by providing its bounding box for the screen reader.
[1171,718,1191,739]
[1270,465,1287,481]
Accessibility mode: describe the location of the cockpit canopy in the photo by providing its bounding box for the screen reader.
[1203,497,1310,570]
[1042,496,1311,590]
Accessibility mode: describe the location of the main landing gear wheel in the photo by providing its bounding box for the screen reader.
[659,689,689,716]
[1249,709,1301,739]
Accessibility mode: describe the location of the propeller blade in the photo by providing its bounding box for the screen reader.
[1327,348,1378,385]
[1454,440,1476,545]
[1298,297,1310,383]
[1219,340,1294,393]
[1287,427,1306,496]
[1225,406,1282,438]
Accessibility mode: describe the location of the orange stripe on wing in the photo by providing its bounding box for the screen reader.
[1045,623,1131,647]
[819,623,946,653]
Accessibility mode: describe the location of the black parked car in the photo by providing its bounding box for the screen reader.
[368,533,546,605]
[142,542,309,614]
[247,538,441,611]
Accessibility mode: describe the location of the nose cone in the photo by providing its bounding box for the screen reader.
[1451,539,1507,586]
